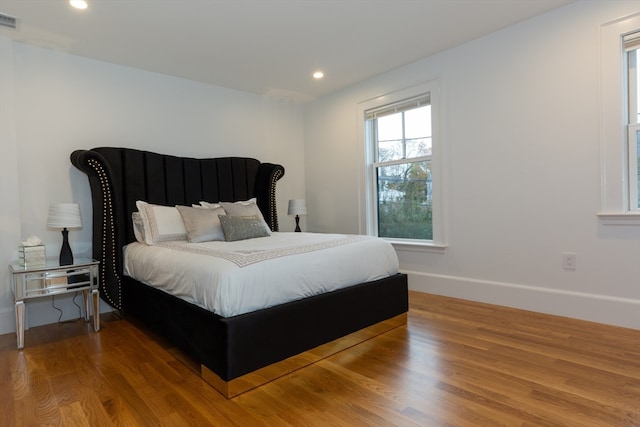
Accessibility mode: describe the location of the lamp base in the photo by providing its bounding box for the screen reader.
[59,228,74,266]
[294,215,301,232]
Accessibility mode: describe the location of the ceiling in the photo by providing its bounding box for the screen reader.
[0,0,574,102]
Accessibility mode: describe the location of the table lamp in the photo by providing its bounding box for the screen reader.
[288,199,307,232]
[47,203,82,265]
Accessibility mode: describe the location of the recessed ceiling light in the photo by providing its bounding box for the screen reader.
[69,0,88,10]
[313,71,324,79]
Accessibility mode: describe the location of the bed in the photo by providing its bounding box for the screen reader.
[70,147,408,398]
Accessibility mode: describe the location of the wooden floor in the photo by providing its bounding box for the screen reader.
[1,291,638,427]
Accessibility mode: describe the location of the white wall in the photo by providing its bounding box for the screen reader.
[0,39,305,335]
[303,0,640,329]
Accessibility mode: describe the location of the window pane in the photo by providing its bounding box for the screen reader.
[405,105,431,139]
[629,48,639,124]
[377,161,432,240]
[376,113,403,161]
[377,113,402,141]
[405,105,432,158]
[406,137,432,158]
[377,139,403,162]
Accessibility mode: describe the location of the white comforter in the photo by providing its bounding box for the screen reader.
[123,232,399,318]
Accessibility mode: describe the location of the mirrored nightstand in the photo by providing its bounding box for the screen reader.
[10,257,100,349]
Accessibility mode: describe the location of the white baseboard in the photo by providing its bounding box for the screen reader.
[404,270,640,330]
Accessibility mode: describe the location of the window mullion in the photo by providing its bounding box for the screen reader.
[401,112,407,159]
[372,119,379,162]
[374,155,431,168]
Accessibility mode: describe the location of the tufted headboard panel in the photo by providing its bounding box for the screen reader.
[70,147,285,310]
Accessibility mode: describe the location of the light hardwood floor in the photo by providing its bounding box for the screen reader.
[1,291,638,426]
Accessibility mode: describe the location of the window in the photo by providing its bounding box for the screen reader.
[368,96,432,239]
[358,80,445,247]
[599,13,640,225]
[625,31,640,210]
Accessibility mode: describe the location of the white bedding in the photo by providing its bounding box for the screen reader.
[123,232,399,318]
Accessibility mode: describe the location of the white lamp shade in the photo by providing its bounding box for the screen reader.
[47,203,82,228]
[287,199,307,216]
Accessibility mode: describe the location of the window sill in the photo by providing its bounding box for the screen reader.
[389,240,447,254]
[597,212,640,226]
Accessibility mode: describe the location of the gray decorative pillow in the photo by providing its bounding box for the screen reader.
[218,215,271,242]
[176,205,226,243]
[219,198,272,235]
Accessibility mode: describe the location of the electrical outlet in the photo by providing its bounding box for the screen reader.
[562,253,576,270]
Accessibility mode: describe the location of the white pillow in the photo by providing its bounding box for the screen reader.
[135,200,188,245]
[132,212,146,243]
[199,201,223,209]
[218,198,272,235]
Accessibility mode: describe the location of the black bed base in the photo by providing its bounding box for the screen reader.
[123,273,408,397]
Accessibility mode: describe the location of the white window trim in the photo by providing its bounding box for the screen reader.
[599,13,640,226]
[356,80,447,250]
[629,124,639,211]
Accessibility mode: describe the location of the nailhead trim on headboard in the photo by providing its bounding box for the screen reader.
[270,168,284,231]
[87,158,123,310]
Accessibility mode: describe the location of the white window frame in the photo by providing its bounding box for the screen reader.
[625,31,639,211]
[357,80,447,251]
[629,125,639,211]
[598,13,640,225]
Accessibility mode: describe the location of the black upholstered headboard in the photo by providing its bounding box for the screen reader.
[70,147,285,310]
